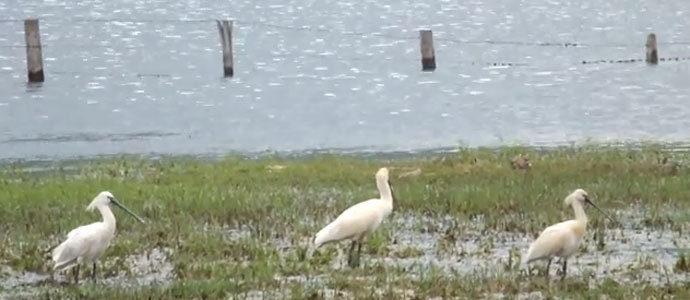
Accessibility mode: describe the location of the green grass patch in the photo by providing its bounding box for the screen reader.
[1,145,689,298]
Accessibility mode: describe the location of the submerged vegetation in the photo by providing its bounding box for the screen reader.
[1,145,689,299]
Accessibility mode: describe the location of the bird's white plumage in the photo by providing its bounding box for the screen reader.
[52,222,114,271]
[314,167,394,249]
[52,191,119,272]
[314,198,390,247]
[51,191,144,281]
[525,220,581,263]
[523,188,597,278]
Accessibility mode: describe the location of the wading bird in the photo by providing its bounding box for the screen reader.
[51,191,145,283]
[524,188,614,279]
[314,167,395,267]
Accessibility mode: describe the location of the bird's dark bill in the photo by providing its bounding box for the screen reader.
[111,199,146,224]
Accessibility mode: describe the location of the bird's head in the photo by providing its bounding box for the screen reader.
[376,167,390,182]
[564,188,615,223]
[564,188,589,206]
[87,191,115,211]
[86,191,146,224]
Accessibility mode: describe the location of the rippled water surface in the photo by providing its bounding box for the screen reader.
[1,0,690,159]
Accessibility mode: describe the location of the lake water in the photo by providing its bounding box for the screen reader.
[1,0,690,160]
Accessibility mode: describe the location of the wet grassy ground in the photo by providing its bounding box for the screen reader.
[1,145,690,299]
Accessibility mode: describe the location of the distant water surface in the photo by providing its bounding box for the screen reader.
[1,0,690,160]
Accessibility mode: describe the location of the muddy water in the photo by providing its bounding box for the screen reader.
[232,207,688,285]
[0,247,173,297]
[1,208,687,297]
[0,264,49,290]
[381,213,688,284]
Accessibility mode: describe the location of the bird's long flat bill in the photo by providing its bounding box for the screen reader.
[111,198,146,224]
[585,198,615,223]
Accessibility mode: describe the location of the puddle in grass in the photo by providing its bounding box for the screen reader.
[215,206,689,299]
[378,212,688,285]
[0,265,50,290]
[101,247,174,286]
[2,207,688,298]
[234,206,688,287]
[0,247,173,297]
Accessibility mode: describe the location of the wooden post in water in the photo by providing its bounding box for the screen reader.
[646,33,658,64]
[419,30,436,71]
[216,20,234,77]
[24,18,44,82]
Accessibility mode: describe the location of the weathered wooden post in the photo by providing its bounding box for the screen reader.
[646,33,658,64]
[419,30,436,71]
[216,20,234,77]
[24,18,44,82]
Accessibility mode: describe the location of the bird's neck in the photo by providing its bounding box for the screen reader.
[97,205,117,232]
[376,177,393,203]
[571,201,588,224]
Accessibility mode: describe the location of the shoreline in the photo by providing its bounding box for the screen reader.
[2,141,690,165]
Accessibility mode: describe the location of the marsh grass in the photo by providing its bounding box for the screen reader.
[1,145,689,298]
[674,253,690,273]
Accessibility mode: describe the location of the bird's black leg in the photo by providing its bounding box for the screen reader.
[353,241,362,268]
[92,262,97,282]
[561,260,567,280]
[347,241,357,267]
[545,259,551,278]
[73,265,80,284]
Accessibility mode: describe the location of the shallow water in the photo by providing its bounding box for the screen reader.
[229,208,688,285]
[2,0,690,160]
[0,265,49,290]
[0,208,686,297]
[0,247,174,296]
[381,214,688,284]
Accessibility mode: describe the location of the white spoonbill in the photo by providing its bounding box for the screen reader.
[314,167,395,267]
[51,191,145,283]
[524,188,614,279]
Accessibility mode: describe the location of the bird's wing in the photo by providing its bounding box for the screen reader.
[314,199,381,247]
[52,223,102,269]
[524,220,576,263]
[66,224,91,239]
[336,199,379,220]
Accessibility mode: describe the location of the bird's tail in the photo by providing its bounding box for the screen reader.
[307,223,333,262]
[50,241,76,271]
[313,223,335,249]
[521,245,535,266]
[51,242,65,263]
